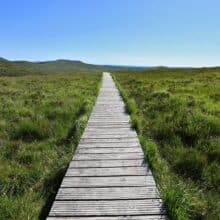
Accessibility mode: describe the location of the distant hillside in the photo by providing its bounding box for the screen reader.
[1,57,219,76]
[0,57,104,76]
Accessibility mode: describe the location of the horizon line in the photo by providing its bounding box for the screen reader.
[1,56,220,69]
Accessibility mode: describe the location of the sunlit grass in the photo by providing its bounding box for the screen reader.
[113,68,220,219]
[0,73,101,219]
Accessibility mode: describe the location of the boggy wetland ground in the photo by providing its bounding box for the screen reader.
[113,68,220,220]
[0,73,101,219]
[0,68,219,220]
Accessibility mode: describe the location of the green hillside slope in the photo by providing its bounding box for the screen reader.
[0,58,103,76]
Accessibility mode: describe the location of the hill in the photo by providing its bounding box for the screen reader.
[0,58,104,76]
[1,57,220,76]
[0,57,172,76]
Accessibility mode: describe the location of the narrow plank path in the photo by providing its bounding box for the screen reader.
[47,72,166,220]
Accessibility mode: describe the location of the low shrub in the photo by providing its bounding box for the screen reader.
[173,148,207,180]
[12,119,52,141]
[150,90,171,99]
[202,162,220,191]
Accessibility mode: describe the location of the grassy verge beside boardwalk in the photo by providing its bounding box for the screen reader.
[113,68,220,220]
[0,73,101,219]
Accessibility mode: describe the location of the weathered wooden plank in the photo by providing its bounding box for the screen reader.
[80,138,139,143]
[88,121,130,125]
[93,105,125,108]
[89,116,129,119]
[72,153,144,160]
[94,104,125,107]
[90,116,128,120]
[92,109,124,112]
[97,94,122,97]
[87,123,131,127]
[97,97,122,99]
[96,99,124,102]
[97,96,122,98]
[93,106,125,108]
[90,113,127,116]
[82,134,137,139]
[92,108,125,110]
[61,176,156,187]
[76,147,142,154]
[85,126,132,129]
[78,142,141,148]
[96,97,122,99]
[94,102,124,105]
[94,105,126,108]
[55,187,159,200]
[84,127,135,133]
[92,108,126,111]
[95,99,123,101]
[89,117,128,120]
[82,132,136,137]
[49,199,165,216]
[69,159,147,168]
[47,216,167,220]
[90,114,128,117]
[95,101,124,104]
[65,167,151,177]
[89,118,130,122]
[82,131,137,136]
[89,119,129,122]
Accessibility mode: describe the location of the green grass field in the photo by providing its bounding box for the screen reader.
[0,73,101,219]
[113,68,220,220]
[1,67,219,220]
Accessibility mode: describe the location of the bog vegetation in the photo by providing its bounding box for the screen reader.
[1,63,219,220]
[113,68,220,220]
[0,73,101,219]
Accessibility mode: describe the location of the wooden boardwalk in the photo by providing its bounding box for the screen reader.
[47,72,166,220]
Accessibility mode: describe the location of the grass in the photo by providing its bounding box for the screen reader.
[113,68,220,220]
[0,73,101,219]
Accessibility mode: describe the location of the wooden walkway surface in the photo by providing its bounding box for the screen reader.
[47,72,166,220]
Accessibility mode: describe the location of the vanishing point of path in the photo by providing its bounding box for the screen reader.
[47,72,166,220]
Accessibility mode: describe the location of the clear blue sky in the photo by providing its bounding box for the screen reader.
[1,0,220,66]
